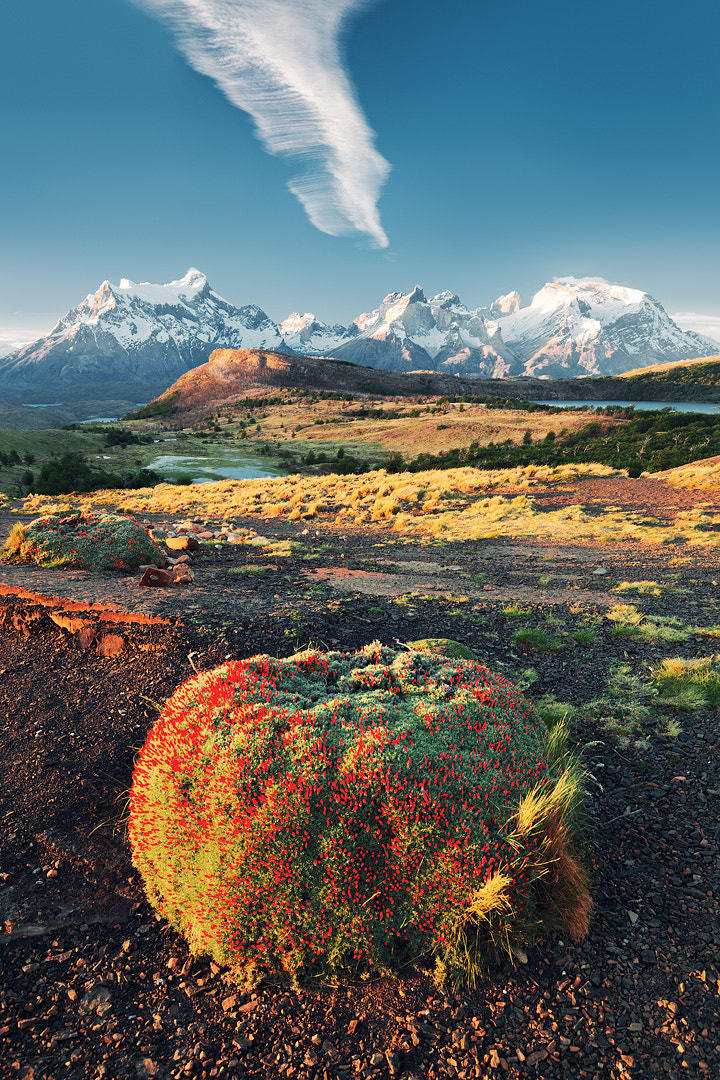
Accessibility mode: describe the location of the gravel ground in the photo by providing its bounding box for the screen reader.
[1,489,719,1080]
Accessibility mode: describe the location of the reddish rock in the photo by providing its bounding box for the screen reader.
[4,606,48,638]
[77,625,97,651]
[49,613,93,635]
[96,633,125,657]
[138,567,175,588]
[172,564,194,585]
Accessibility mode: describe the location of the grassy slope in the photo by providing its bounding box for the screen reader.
[619,354,720,378]
[237,399,595,458]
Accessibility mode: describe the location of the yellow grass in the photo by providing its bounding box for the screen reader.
[18,461,720,548]
[236,398,602,457]
[614,580,663,597]
[465,873,513,922]
[660,456,720,491]
[619,355,720,378]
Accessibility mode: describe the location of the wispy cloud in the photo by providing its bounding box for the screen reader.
[133,0,390,246]
[672,311,720,345]
[0,324,44,356]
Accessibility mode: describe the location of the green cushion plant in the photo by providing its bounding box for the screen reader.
[129,643,590,987]
[2,511,163,572]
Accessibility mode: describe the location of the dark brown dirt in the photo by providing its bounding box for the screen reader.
[533,474,719,514]
[1,491,719,1080]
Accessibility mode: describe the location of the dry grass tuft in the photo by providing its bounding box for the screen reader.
[512,766,592,943]
[660,456,720,491]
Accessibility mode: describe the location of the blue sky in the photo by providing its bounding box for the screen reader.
[2,0,719,350]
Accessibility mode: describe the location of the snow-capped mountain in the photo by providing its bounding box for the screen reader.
[1,270,716,389]
[330,286,514,377]
[494,277,718,378]
[0,268,283,386]
[279,312,357,355]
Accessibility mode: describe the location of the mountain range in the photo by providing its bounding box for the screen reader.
[0,268,715,389]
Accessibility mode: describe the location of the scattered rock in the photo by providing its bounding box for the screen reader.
[135,1058,159,1078]
[172,564,194,585]
[77,625,97,650]
[79,985,113,1018]
[49,613,93,635]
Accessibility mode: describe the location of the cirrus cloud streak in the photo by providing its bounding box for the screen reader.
[672,312,720,345]
[133,0,390,246]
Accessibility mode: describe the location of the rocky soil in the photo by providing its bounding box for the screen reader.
[1,485,719,1080]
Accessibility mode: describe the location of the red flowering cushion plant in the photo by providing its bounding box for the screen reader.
[2,512,164,572]
[129,643,591,988]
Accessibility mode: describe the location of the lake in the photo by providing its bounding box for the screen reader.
[531,399,720,414]
[149,450,287,483]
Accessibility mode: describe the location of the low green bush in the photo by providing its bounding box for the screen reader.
[2,511,163,571]
[129,643,590,988]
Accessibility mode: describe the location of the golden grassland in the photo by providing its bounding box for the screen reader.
[619,355,720,378]
[222,398,600,457]
[18,461,720,548]
[660,456,720,491]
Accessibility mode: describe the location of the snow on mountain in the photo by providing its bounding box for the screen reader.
[279,312,357,355]
[488,291,523,318]
[495,277,718,378]
[328,277,717,379]
[328,286,514,377]
[0,268,284,387]
[1,270,716,389]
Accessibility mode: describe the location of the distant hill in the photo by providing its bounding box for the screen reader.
[617,355,720,394]
[130,347,720,426]
[526,355,720,403]
[128,348,501,419]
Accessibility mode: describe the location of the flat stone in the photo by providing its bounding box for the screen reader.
[166,536,200,552]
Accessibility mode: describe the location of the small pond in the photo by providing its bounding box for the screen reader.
[149,450,287,483]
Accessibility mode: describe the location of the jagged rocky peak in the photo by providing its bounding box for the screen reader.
[489,290,523,318]
[279,311,354,355]
[0,268,283,387]
[331,285,514,377]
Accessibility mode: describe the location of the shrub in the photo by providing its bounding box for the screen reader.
[129,643,590,987]
[1,511,163,571]
[582,664,658,739]
[607,604,691,643]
